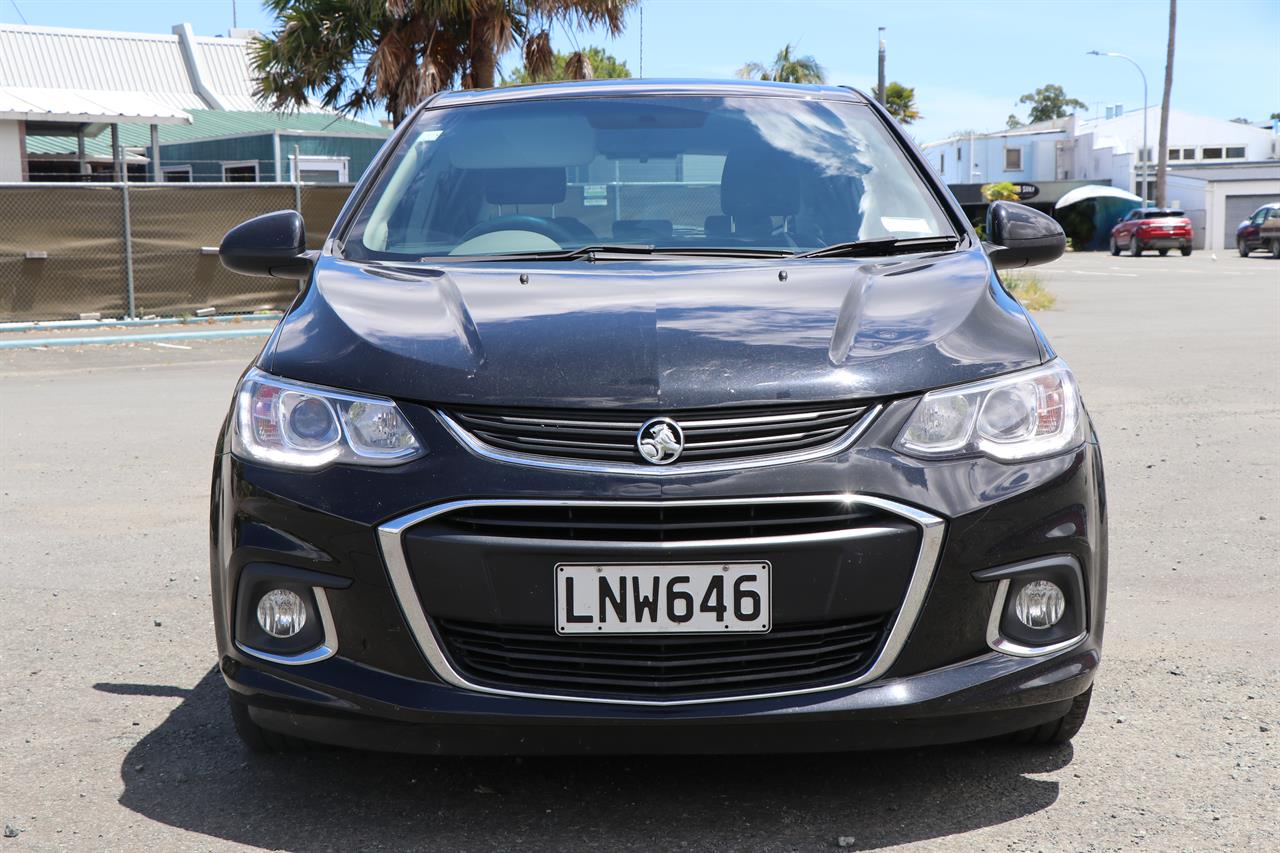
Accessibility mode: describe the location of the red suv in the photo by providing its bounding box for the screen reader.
[1110,209,1193,257]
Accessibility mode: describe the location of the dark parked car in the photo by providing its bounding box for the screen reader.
[1236,202,1280,257]
[212,80,1106,756]
[1110,208,1193,256]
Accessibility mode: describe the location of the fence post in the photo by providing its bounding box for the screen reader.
[292,143,302,212]
[116,134,137,319]
[121,181,136,318]
[293,143,305,292]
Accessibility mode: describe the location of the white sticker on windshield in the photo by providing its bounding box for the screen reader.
[880,216,932,234]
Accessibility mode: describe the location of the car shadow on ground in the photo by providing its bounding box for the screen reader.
[101,669,1072,851]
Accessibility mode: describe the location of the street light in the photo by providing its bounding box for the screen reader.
[1088,50,1149,205]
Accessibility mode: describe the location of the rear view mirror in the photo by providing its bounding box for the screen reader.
[985,201,1066,270]
[220,210,314,278]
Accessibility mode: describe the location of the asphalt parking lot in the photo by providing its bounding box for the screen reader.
[1,250,1277,851]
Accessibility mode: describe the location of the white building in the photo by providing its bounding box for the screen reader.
[923,109,1280,250]
[924,118,1074,187]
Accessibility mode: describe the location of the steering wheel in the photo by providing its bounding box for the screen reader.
[459,215,576,246]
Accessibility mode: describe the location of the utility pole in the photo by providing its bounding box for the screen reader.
[1156,0,1177,207]
[877,28,886,105]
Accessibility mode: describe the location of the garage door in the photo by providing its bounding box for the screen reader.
[1224,194,1278,248]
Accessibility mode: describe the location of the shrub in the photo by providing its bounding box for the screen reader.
[1001,272,1056,311]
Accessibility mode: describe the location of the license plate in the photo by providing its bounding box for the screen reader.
[555,562,771,635]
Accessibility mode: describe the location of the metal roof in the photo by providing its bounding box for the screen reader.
[0,23,201,121]
[193,35,263,112]
[0,21,323,123]
[25,109,388,157]
[0,86,191,124]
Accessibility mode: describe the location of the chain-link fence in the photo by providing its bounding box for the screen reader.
[0,182,354,322]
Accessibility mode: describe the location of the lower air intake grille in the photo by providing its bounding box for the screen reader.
[435,616,889,700]
[443,401,873,466]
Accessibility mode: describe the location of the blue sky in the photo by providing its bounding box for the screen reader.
[3,0,1276,143]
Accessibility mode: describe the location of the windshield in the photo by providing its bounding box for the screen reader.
[341,95,953,260]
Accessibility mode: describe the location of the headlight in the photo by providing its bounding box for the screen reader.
[894,361,1083,461]
[232,368,425,469]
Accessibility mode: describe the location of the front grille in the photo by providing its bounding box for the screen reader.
[435,499,896,543]
[443,400,872,466]
[435,616,889,699]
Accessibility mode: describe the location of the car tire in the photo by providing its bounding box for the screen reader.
[1238,239,1249,258]
[1109,237,1120,256]
[1158,248,1169,256]
[1180,246,1192,257]
[1129,237,1142,257]
[228,692,314,754]
[1005,686,1093,746]
[1271,240,1280,260]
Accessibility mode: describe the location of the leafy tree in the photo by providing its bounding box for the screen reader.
[870,81,922,124]
[1006,114,1023,129]
[1272,112,1280,121]
[504,45,629,84]
[1017,84,1088,122]
[981,182,1021,202]
[736,44,825,84]
[251,0,636,123]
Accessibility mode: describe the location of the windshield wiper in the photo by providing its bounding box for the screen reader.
[423,244,658,263]
[791,235,961,259]
[422,244,799,262]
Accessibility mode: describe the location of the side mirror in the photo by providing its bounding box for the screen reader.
[984,201,1066,270]
[219,210,314,278]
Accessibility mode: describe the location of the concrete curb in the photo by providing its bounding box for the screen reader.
[0,327,273,350]
[0,313,282,333]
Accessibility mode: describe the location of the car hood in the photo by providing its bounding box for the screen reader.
[265,249,1043,409]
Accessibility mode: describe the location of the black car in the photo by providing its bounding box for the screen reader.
[212,80,1106,755]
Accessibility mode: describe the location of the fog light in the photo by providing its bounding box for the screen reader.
[1014,580,1065,629]
[256,588,307,638]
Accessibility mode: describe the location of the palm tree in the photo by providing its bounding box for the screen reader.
[1155,0,1176,207]
[736,44,825,84]
[871,81,922,124]
[251,0,637,124]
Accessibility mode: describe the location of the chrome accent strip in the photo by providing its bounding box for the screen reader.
[985,579,1087,658]
[474,414,644,430]
[235,586,339,666]
[436,404,883,476]
[377,494,945,706]
[679,407,864,428]
[686,430,835,449]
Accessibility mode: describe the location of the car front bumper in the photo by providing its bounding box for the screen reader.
[210,397,1108,754]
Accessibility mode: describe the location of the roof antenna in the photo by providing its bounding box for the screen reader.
[232,0,238,29]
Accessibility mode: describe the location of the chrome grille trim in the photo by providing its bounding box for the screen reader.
[437,404,883,476]
[377,494,946,707]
